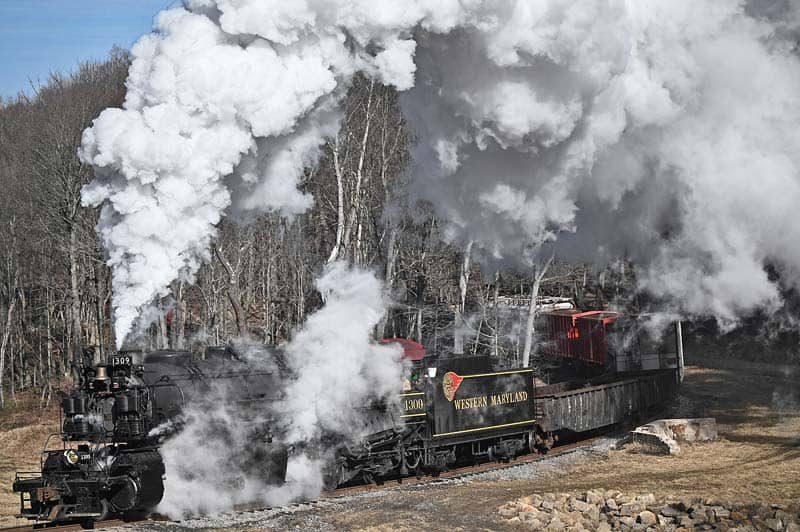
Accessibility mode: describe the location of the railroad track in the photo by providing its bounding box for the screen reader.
[235,432,612,509]
[2,433,614,532]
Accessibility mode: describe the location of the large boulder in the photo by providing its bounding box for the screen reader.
[627,418,717,454]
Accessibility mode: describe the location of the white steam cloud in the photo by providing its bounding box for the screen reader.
[277,262,403,444]
[155,263,402,516]
[81,1,800,344]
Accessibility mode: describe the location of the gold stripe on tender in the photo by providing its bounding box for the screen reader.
[400,413,427,418]
[399,392,424,397]
[460,369,534,379]
[432,419,536,438]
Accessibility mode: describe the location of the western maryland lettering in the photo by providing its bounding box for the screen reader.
[491,390,529,406]
[432,369,535,438]
[453,395,487,410]
[453,390,528,410]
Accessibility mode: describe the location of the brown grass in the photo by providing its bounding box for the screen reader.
[494,359,800,505]
[0,393,60,528]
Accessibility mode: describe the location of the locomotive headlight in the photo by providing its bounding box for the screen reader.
[64,449,80,465]
[427,367,437,378]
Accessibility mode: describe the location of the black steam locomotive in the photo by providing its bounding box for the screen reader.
[13,348,288,524]
[13,322,680,525]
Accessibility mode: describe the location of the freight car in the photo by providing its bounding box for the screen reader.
[13,348,288,525]
[541,308,684,373]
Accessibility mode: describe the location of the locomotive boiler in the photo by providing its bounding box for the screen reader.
[13,348,288,525]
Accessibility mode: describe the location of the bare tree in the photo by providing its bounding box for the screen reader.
[521,252,554,368]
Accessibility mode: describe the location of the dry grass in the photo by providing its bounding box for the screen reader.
[0,394,60,528]
[496,358,800,505]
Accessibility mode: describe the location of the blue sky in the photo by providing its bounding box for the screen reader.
[0,0,180,98]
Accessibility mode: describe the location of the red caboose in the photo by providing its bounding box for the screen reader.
[542,309,619,365]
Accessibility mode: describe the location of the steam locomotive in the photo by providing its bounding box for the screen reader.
[13,313,681,525]
[13,348,288,525]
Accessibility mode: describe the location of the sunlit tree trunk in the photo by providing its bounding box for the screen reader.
[522,253,554,368]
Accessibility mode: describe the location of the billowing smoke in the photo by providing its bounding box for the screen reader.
[154,263,402,516]
[401,3,800,329]
[80,1,800,345]
[277,262,402,444]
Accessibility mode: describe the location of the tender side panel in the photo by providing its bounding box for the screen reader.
[430,369,535,438]
[537,370,678,433]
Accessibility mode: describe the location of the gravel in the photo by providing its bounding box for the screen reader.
[102,438,620,531]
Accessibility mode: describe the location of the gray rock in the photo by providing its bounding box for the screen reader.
[657,514,672,526]
[621,503,643,516]
[620,516,636,527]
[586,490,604,505]
[712,506,731,520]
[661,506,684,518]
[765,518,783,532]
[690,507,708,524]
[638,510,657,526]
[570,499,590,513]
[606,498,619,511]
[638,493,657,505]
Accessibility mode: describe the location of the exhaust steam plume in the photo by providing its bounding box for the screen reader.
[80,1,800,344]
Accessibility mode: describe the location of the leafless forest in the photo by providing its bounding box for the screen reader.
[0,49,700,410]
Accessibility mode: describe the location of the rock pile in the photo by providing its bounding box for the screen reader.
[497,490,800,531]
